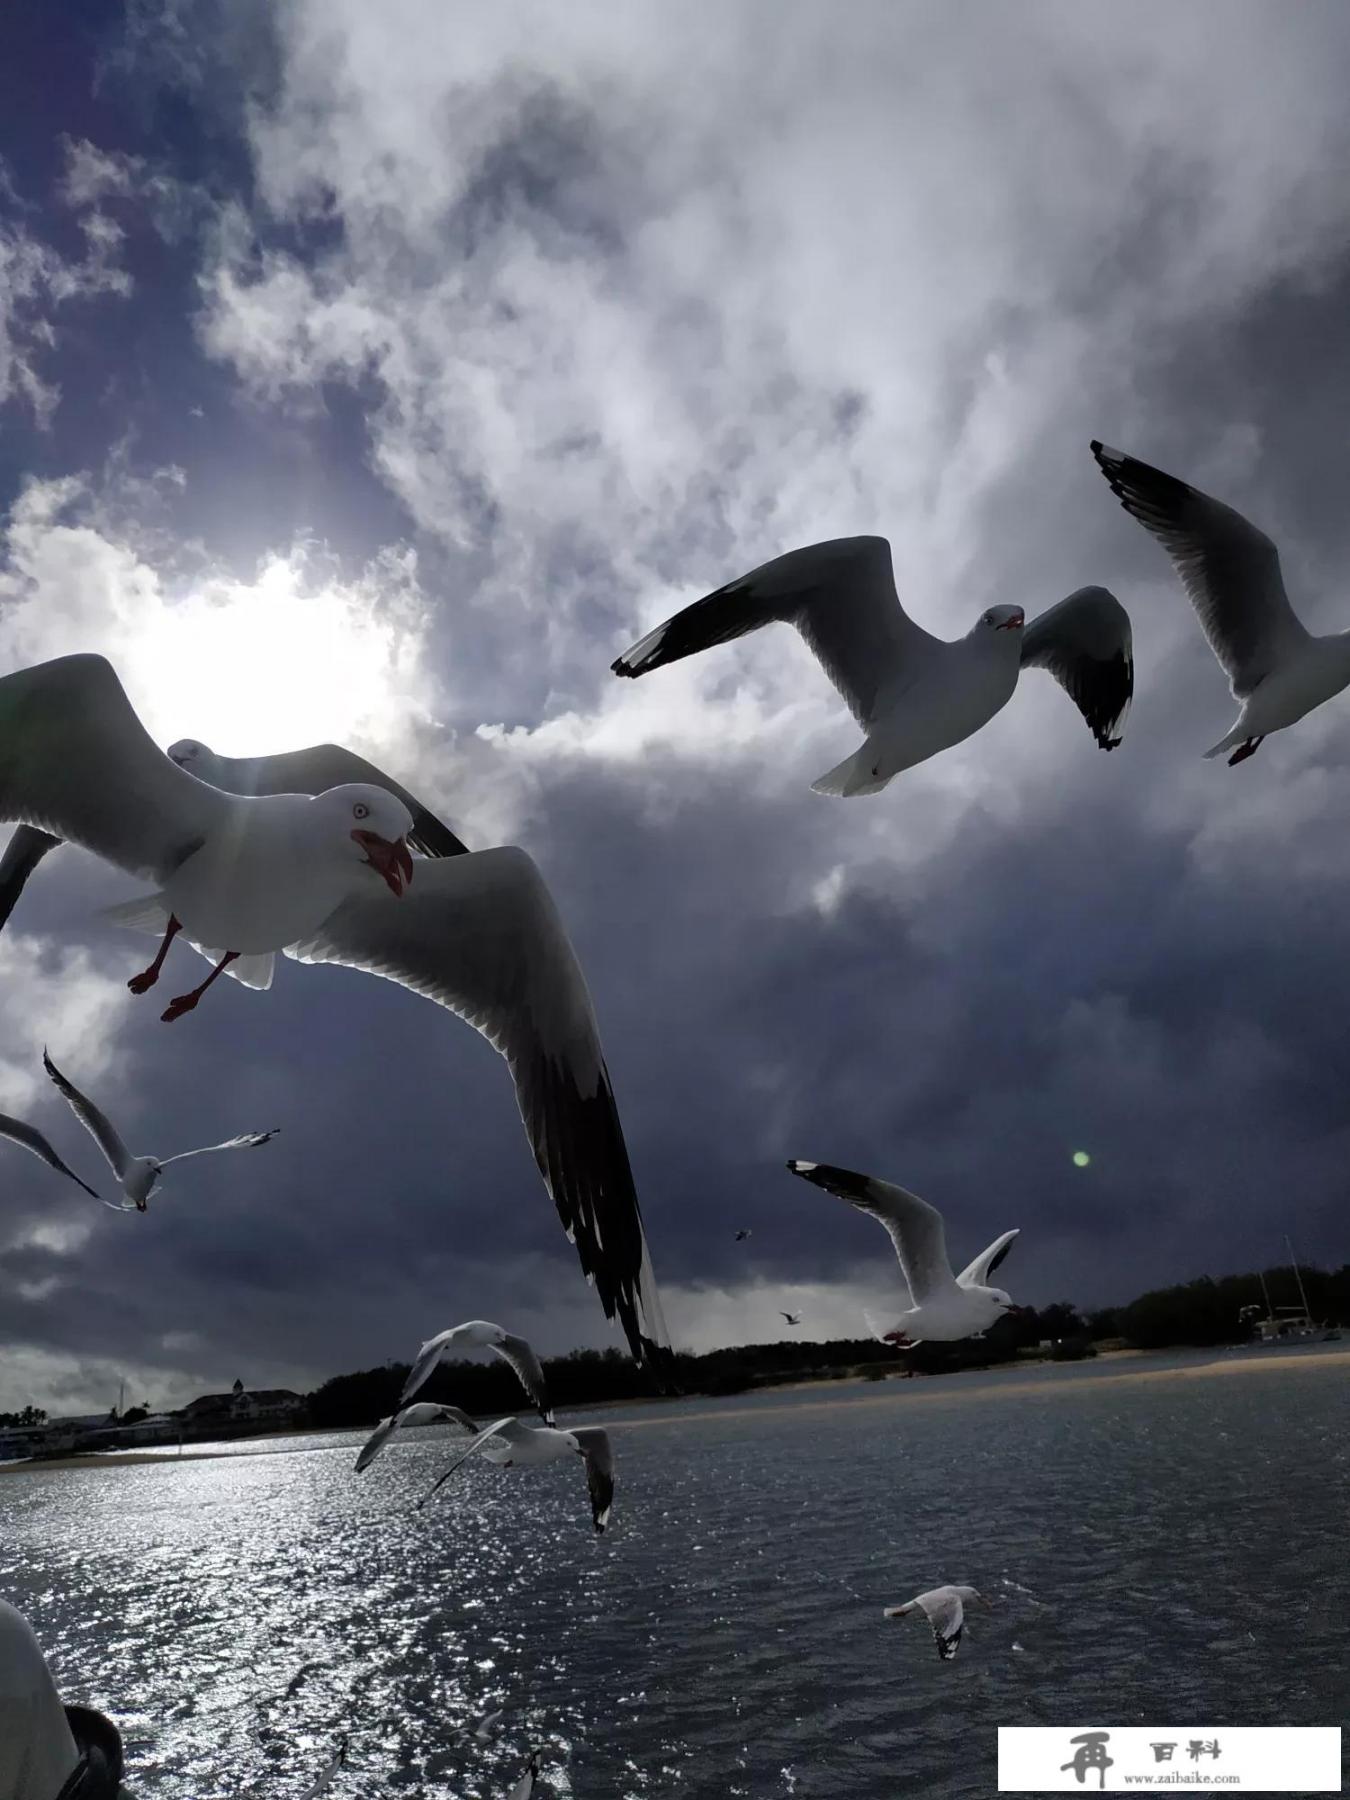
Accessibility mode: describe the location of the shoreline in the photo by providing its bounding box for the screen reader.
[2,1342,1345,1475]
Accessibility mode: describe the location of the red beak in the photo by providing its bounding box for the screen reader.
[352,830,415,897]
[998,612,1025,630]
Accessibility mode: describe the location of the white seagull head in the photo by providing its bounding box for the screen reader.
[166,737,222,783]
[977,604,1025,635]
[311,785,416,897]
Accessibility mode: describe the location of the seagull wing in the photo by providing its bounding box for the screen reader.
[955,1228,1019,1290]
[156,1129,280,1167]
[0,1112,100,1199]
[0,655,229,883]
[1090,442,1309,696]
[417,1417,518,1510]
[915,1587,966,1660]
[613,536,942,727]
[1020,586,1133,749]
[570,1426,615,1533]
[398,1328,457,1409]
[508,1751,541,1800]
[41,1051,133,1180]
[0,826,61,932]
[286,848,670,1372]
[218,742,469,859]
[296,1736,347,1800]
[354,1414,401,1472]
[492,1333,555,1427]
[787,1160,958,1303]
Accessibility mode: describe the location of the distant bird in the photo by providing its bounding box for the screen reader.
[354,1403,472,1473]
[780,1311,802,1326]
[1091,440,1350,764]
[734,1229,752,1242]
[786,1160,1022,1346]
[398,1319,554,1425]
[508,1751,541,1800]
[0,656,669,1372]
[42,1050,277,1212]
[612,538,1132,794]
[470,1706,504,1742]
[419,1414,616,1534]
[884,1585,990,1661]
[0,725,466,936]
[0,1110,100,1199]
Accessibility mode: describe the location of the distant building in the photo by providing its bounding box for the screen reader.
[179,1385,307,1437]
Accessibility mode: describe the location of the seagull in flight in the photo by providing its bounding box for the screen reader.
[734,1228,752,1242]
[884,1585,990,1661]
[418,1414,616,1533]
[780,1311,802,1326]
[42,1050,277,1211]
[1092,440,1350,764]
[612,538,1132,794]
[786,1160,1022,1346]
[0,724,466,936]
[398,1319,553,1424]
[354,1403,471,1473]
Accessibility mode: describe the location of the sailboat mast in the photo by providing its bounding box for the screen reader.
[1285,1235,1312,1317]
[1259,1269,1273,1315]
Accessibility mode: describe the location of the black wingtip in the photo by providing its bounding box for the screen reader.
[611,655,636,678]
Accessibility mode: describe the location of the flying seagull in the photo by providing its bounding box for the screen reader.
[508,1752,541,1800]
[786,1160,1022,1346]
[0,729,466,936]
[734,1228,751,1242]
[780,1311,802,1326]
[0,657,669,1370]
[884,1585,990,1661]
[419,1415,616,1533]
[398,1320,554,1425]
[43,1050,276,1211]
[0,655,416,1020]
[0,1111,100,1199]
[354,1402,471,1473]
[1091,440,1350,764]
[612,538,1132,794]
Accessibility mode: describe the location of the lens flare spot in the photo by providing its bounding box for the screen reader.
[1072,1150,1091,1168]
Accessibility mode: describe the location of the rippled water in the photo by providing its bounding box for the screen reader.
[2,1347,1347,1797]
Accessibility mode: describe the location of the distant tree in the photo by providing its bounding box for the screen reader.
[121,1407,149,1426]
[0,1406,47,1427]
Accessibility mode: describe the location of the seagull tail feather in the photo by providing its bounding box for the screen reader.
[810,743,891,798]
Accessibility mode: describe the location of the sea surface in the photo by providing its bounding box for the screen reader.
[2,1345,1347,1798]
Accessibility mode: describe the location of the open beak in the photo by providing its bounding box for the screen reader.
[352,830,415,898]
[997,612,1025,631]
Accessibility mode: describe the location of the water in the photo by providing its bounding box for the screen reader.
[2,1347,1347,1797]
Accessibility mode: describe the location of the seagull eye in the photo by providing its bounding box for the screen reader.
[353,802,370,821]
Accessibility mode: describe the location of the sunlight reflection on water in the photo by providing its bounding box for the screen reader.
[2,1353,1347,1797]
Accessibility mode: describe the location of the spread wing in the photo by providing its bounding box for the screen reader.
[915,1587,966,1660]
[1090,442,1309,696]
[286,849,669,1373]
[214,743,469,859]
[492,1333,555,1427]
[0,1111,100,1198]
[613,536,943,726]
[156,1129,279,1167]
[41,1052,133,1180]
[787,1160,958,1303]
[0,825,61,931]
[570,1427,615,1533]
[0,655,228,883]
[1021,587,1133,748]
[417,1417,518,1510]
[955,1229,1019,1290]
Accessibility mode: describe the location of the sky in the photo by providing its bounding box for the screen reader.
[3,0,1350,1415]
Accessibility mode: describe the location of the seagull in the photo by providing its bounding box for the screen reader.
[399,1320,554,1424]
[786,1161,1022,1346]
[780,1311,802,1326]
[0,727,466,935]
[298,1737,347,1799]
[42,1050,276,1211]
[734,1229,752,1242]
[0,1111,100,1199]
[0,655,668,1371]
[508,1752,541,1800]
[883,1585,990,1661]
[611,538,1133,794]
[418,1415,616,1533]
[0,655,417,1021]
[470,1707,504,1742]
[1091,440,1350,764]
[354,1402,471,1472]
